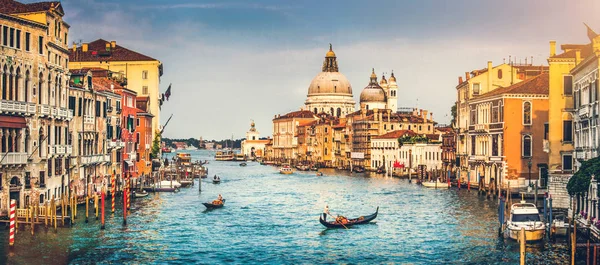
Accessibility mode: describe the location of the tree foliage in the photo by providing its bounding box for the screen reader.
[398,135,430,145]
[567,156,600,196]
[450,104,457,128]
[150,131,161,159]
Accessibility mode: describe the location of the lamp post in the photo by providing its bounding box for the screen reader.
[527,157,532,187]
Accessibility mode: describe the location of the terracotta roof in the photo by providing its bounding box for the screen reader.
[473,73,549,99]
[332,121,347,128]
[0,0,62,15]
[425,134,440,141]
[296,120,314,127]
[70,39,157,62]
[373,130,417,139]
[551,44,593,59]
[92,77,123,92]
[274,110,317,120]
[435,127,454,133]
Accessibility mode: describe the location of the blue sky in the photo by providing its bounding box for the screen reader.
[25,0,600,140]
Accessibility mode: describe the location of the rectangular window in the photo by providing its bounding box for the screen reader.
[25,172,31,189]
[563,120,573,142]
[78,97,83,116]
[142,71,148,80]
[68,96,76,111]
[103,102,107,117]
[15,29,20,49]
[544,123,549,140]
[471,135,476,155]
[563,75,573,95]
[472,83,480,95]
[38,36,43,54]
[142,86,148,94]
[25,32,30,51]
[136,118,140,127]
[48,159,53,177]
[96,101,101,117]
[9,28,14,47]
[492,135,498,156]
[562,154,573,171]
[2,26,7,46]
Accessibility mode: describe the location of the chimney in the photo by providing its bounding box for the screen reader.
[487,61,492,71]
[429,112,433,121]
[105,43,111,50]
[487,61,492,93]
[423,110,428,120]
[72,43,76,52]
[549,41,556,57]
[575,50,581,65]
[111,41,116,48]
[82,43,88,52]
[458,76,463,84]
[465,72,470,81]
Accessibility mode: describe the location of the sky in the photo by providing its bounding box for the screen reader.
[23,0,600,140]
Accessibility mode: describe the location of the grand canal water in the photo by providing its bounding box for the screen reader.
[0,150,574,264]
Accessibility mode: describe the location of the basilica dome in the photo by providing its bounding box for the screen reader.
[360,69,387,103]
[307,72,352,95]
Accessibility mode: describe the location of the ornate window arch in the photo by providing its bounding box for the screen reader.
[522,134,532,157]
[523,101,532,125]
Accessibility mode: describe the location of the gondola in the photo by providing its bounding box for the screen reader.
[213,178,221,184]
[134,190,149,198]
[203,199,225,209]
[239,162,247,166]
[319,207,378,228]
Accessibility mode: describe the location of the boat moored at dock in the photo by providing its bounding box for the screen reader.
[505,202,545,241]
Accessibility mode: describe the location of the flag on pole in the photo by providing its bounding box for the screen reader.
[165,84,172,101]
[585,23,598,41]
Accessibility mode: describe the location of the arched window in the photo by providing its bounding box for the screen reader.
[498,69,503,79]
[366,105,369,111]
[324,148,328,155]
[8,66,14,100]
[522,135,532,157]
[57,76,62,107]
[38,128,43,157]
[15,67,20,101]
[1,65,6,100]
[24,130,29,154]
[47,73,52,105]
[24,70,30,102]
[523,101,532,125]
[330,107,334,116]
[313,108,317,114]
[54,76,58,106]
[336,108,341,118]
[38,73,43,104]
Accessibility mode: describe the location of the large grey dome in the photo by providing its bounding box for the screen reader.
[307,72,353,95]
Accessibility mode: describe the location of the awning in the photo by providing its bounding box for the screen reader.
[0,116,26,128]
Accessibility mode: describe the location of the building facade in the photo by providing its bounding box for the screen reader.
[241,121,269,159]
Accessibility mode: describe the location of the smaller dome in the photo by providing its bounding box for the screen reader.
[360,69,387,103]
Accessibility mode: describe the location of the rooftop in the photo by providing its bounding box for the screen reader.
[0,0,62,15]
[70,39,157,62]
[473,73,549,99]
[373,130,417,139]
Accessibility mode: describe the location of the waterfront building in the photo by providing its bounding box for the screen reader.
[440,127,457,175]
[467,73,549,189]
[371,130,416,172]
[306,114,338,167]
[241,121,269,159]
[546,40,588,209]
[455,61,548,184]
[135,96,154,176]
[271,110,318,163]
[69,39,163,140]
[113,80,138,180]
[331,120,349,168]
[68,69,110,196]
[0,1,73,211]
[571,33,600,214]
[304,45,355,118]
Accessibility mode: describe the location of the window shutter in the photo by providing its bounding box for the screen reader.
[78,98,82,116]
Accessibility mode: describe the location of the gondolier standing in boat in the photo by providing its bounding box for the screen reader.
[324,205,330,216]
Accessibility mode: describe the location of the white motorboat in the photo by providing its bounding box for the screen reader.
[134,190,149,198]
[153,180,182,188]
[422,179,449,189]
[551,215,569,237]
[506,202,546,241]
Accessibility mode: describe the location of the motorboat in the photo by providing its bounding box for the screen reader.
[215,150,234,161]
[239,162,247,166]
[352,166,365,173]
[422,179,449,189]
[179,180,194,187]
[280,164,294,175]
[153,180,182,188]
[506,202,546,241]
[551,215,569,237]
[134,190,149,198]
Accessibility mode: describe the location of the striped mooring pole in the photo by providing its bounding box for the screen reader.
[111,173,116,214]
[9,199,16,247]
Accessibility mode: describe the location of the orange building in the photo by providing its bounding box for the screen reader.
[135,97,154,176]
[467,73,549,189]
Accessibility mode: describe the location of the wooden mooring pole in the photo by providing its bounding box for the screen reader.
[520,227,526,265]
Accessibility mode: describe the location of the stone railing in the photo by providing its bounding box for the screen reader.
[55,145,66,155]
[81,154,111,165]
[0,152,27,165]
[0,100,36,116]
[84,115,94,124]
[66,145,72,155]
[38,105,50,116]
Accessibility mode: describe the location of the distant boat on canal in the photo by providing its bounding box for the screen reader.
[203,199,225,209]
[505,202,545,241]
[279,164,294,174]
[319,207,379,228]
[422,179,449,189]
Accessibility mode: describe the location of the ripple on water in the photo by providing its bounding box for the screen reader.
[0,150,573,264]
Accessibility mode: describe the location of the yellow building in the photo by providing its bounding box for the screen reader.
[69,39,163,140]
[271,110,318,163]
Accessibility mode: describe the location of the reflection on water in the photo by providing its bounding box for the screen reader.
[0,150,572,264]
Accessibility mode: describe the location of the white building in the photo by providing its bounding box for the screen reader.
[371,130,443,176]
[241,121,270,159]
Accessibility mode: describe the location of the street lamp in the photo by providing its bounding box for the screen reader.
[527,157,532,187]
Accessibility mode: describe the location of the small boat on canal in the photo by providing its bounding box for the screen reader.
[213,176,221,184]
[422,179,449,189]
[551,215,569,237]
[203,199,225,209]
[280,165,294,174]
[240,162,247,166]
[352,166,365,173]
[320,207,379,228]
[134,190,149,198]
[505,202,545,241]
[180,180,194,187]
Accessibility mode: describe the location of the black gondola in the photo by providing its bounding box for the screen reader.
[213,179,221,184]
[239,162,247,166]
[319,207,378,228]
[352,166,365,173]
[202,199,225,209]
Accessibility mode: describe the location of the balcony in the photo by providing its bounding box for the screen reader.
[0,152,27,165]
[0,100,36,116]
[81,154,111,165]
[38,105,50,116]
[578,105,589,118]
[489,122,503,130]
[66,145,72,155]
[55,145,66,155]
[47,146,55,156]
[84,115,94,124]
[50,107,58,117]
[473,124,489,132]
[468,155,487,162]
[145,144,151,149]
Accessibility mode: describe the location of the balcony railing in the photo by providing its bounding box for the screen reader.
[0,100,36,116]
[38,105,50,116]
[47,146,55,156]
[84,115,94,124]
[468,155,487,161]
[81,154,111,165]
[55,145,66,155]
[50,107,58,117]
[579,105,589,118]
[66,145,72,155]
[473,124,489,132]
[0,152,27,165]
